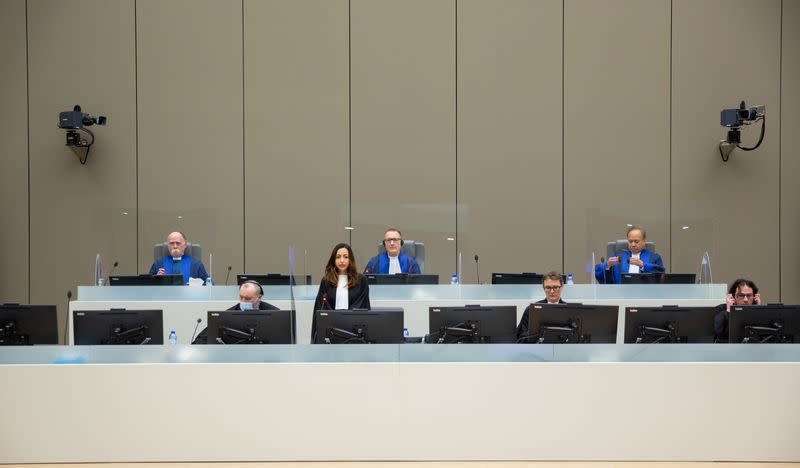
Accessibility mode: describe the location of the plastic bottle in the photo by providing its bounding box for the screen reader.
[403,328,410,338]
[450,274,459,285]
[205,276,213,286]
[168,330,177,345]
[566,273,574,285]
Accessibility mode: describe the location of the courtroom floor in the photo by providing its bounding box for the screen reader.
[7,463,800,467]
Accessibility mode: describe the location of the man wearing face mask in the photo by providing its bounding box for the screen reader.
[191,281,277,344]
[149,231,209,284]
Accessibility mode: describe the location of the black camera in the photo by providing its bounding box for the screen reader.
[58,105,107,131]
[720,101,765,128]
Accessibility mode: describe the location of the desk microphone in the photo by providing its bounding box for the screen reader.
[190,317,202,344]
[107,261,119,281]
[224,265,232,285]
[63,290,72,344]
[474,254,480,285]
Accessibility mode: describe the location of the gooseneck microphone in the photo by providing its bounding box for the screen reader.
[224,266,232,285]
[190,317,202,344]
[474,254,480,285]
[63,290,73,344]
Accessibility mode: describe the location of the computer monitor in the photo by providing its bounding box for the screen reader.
[0,304,59,345]
[427,305,517,343]
[109,274,184,286]
[491,272,544,284]
[364,274,439,285]
[73,309,164,345]
[313,308,404,344]
[525,303,618,344]
[620,273,663,284]
[729,304,800,343]
[237,274,312,286]
[624,306,717,343]
[205,310,296,344]
[662,273,696,284]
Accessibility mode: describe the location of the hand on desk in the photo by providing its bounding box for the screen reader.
[156,268,165,275]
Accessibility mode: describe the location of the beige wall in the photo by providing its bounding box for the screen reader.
[5,0,798,315]
[0,0,29,304]
[672,0,782,300]
[27,0,137,340]
[782,0,800,303]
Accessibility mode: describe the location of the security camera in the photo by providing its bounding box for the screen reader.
[58,105,107,130]
[718,100,765,162]
[58,105,107,164]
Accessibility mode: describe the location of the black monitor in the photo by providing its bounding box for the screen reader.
[624,306,717,343]
[729,304,800,343]
[663,273,696,284]
[109,274,183,286]
[364,274,439,285]
[427,305,517,343]
[0,304,59,345]
[620,273,663,284]
[73,309,164,345]
[491,272,543,284]
[205,310,295,344]
[313,308,404,344]
[237,274,312,286]
[524,303,618,344]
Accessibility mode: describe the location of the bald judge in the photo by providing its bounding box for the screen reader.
[148,231,209,284]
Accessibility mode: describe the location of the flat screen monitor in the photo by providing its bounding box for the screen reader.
[0,304,59,345]
[729,304,800,343]
[525,303,618,344]
[624,306,717,343]
[73,309,163,345]
[620,273,663,284]
[205,310,295,344]
[237,274,312,286]
[427,305,517,343]
[663,273,696,284]
[313,308,404,344]
[491,272,544,285]
[364,274,439,285]
[109,274,183,286]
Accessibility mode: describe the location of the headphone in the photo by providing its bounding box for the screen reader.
[240,280,264,296]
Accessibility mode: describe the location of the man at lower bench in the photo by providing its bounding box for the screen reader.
[515,271,569,342]
[192,280,278,344]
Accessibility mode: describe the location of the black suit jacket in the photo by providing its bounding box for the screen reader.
[515,298,567,342]
[311,274,370,342]
[192,300,279,344]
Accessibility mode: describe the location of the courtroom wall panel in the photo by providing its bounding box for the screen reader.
[564,0,671,282]
[0,0,30,304]
[457,0,563,284]
[136,0,244,282]
[781,0,800,303]
[243,0,349,281]
[671,0,781,300]
[349,0,457,280]
[27,0,137,341]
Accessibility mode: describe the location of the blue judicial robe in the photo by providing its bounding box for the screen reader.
[364,251,421,275]
[148,255,209,284]
[593,249,664,284]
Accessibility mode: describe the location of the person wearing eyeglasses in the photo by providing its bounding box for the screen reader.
[714,278,762,342]
[363,228,421,275]
[515,271,568,341]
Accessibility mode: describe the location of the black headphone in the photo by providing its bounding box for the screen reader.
[240,280,264,296]
[382,233,404,247]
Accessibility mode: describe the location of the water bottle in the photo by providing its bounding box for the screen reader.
[97,277,105,286]
[566,273,574,285]
[205,276,213,286]
[450,274,459,285]
[168,330,177,345]
[403,328,410,338]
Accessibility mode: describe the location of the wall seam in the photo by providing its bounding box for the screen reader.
[455,0,459,279]
[669,0,673,272]
[561,0,566,274]
[25,0,31,302]
[778,0,783,301]
[348,0,352,245]
[242,0,246,275]
[134,0,140,274]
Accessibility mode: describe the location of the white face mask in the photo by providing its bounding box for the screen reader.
[239,301,254,311]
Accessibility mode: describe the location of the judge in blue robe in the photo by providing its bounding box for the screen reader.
[363,228,421,274]
[594,226,664,284]
[148,231,209,284]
